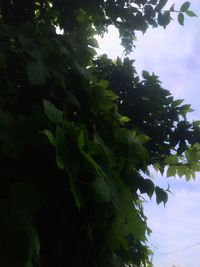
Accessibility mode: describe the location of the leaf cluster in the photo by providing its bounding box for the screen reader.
[0,1,198,267]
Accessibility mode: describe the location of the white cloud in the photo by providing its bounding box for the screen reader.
[144,175,200,267]
[96,26,123,58]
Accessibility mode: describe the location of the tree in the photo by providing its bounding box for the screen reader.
[0,1,198,267]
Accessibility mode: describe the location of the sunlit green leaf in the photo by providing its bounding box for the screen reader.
[185,10,198,17]
[98,79,109,89]
[104,89,119,100]
[119,116,130,123]
[177,165,185,178]
[167,166,176,177]
[165,155,178,164]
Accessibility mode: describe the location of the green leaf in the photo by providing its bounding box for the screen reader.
[191,171,196,180]
[185,146,198,163]
[136,134,151,144]
[185,10,198,17]
[170,4,175,11]
[165,155,178,164]
[82,150,107,178]
[178,140,187,155]
[42,129,56,147]
[178,12,184,25]
[112,179,146,241]
[26,226,40,267]
[158,11,171,28]
[144,5,155,18]
[185,168,191,181]
[107,215,129,251]
[172,99,184,107]
[142,70,150,79]
[155,0,168,12]
[155,186,168,205]
[98,97,115,112]
[43,100,63,124]
[149,0,158,4]
[98,79,109,89]
[167,166,176,177]
[158,0,168,9]
[104,89,119,100]
[78,130,85,150]
[177,165,185,178]
[88,38,99,48]
[180,1,191,12]
[26,61,49,85]
[119,116,131,123]
[139,178,155,198]
[93,134,117,168]
[91,176,112,202]
[193,120,200,129]
[179,104,193,119]
[194,143,200,150]
[77,131,107,178]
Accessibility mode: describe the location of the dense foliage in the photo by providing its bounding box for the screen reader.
[0,1,199,267]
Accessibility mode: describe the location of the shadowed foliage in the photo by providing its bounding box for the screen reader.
[0,1,198,266]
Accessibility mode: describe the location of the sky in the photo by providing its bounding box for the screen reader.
[96,1,200,266]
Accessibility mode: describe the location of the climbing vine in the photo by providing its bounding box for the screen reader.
[0,1,198,266]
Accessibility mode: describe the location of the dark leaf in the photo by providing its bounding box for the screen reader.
[155,186,168,205]
[180,1,191,12]
[158,11,171,27]
[148,0,158,5]
[155,0,168,11]
[144,5,155,18]
[170,4,175,11]
[43,100,63,124]
[172,99,184,107]
[178,12,184,25]
[26,61,49,85]
[66,91,80,109]
[139,178,155,198]
[91,176,112,202]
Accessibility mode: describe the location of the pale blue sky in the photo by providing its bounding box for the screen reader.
[96,1,200,266]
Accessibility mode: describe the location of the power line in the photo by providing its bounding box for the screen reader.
[157,241,200,256]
